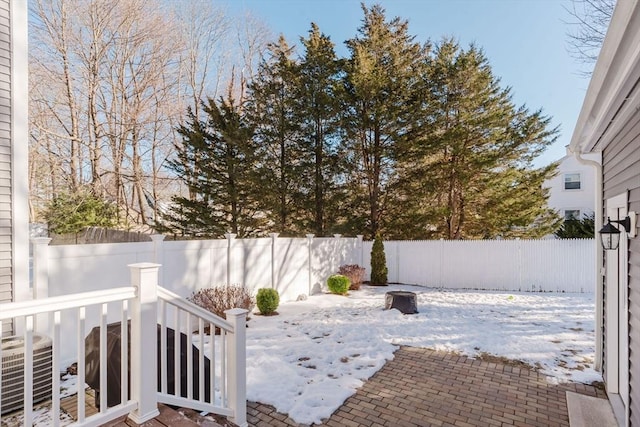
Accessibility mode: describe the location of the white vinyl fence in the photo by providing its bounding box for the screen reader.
[363,239,595,293]
[28,236,594,363]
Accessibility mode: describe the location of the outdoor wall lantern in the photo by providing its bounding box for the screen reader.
[599,212,637,250]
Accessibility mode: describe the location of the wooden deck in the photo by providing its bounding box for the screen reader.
[1,389,226,427]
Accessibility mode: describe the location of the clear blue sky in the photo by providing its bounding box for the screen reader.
[221,0,590,168]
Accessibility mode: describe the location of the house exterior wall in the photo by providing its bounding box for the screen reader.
[1,0,29,337]
[544,151,598,221]
[0,0,11,336]
[602,110,640,425]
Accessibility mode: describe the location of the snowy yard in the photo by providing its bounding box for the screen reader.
[246,284,599,425]
[6,284,598,427]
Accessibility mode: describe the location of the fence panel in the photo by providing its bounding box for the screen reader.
[361,239,594,292]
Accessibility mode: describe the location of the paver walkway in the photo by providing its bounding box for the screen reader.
[247,346,607,427]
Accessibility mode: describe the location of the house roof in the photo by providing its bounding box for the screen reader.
[570,0,640,154]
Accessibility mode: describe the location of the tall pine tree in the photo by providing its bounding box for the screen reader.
[248,36,305,235]
[343,4,427,238]
[399,39,560,239]
[295,23,345,236]
[163,95,264,237]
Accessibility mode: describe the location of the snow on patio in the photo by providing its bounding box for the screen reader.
[246,284,599,425]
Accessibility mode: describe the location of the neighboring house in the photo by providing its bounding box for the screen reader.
[544,147,599,222]
[570,0,640,425]
[1,0,29,337]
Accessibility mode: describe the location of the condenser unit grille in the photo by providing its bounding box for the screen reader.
[1,334,53,415]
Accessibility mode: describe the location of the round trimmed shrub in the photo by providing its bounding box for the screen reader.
[327,274,350,295]
[256,288,280,315]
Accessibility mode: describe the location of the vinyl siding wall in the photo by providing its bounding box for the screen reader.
[602,108,640,425]
[0,0,11,337]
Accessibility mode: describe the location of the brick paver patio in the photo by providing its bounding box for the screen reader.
[247,346,606,427]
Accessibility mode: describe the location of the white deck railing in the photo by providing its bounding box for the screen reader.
[0,263,247,427]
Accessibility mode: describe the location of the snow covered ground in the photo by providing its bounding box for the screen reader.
[245,284,599,425]
[13,284,598,427]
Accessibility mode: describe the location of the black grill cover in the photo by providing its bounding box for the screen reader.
[85,322,211,408]
[384,291,418,314]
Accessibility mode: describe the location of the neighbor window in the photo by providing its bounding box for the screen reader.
[564,210,580,220]
[564,173,581,190]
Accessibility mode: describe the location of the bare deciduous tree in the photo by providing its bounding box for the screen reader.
[565,0,615,76]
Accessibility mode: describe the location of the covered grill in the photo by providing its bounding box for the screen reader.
[85,322,211,408]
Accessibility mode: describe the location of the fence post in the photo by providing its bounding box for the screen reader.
[225,308,248,427]
[333,234,341,272]
[31,237,51,300]
[306,234,314,295]
[270,233,279,289]
[151,234,165,264]
[225,233,236,286]
[356,235,364,267]
[31,237,51,333]
[128,262,161,424]
[151,234,165,285]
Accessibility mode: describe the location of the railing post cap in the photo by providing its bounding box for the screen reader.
[270,232,279,239]
[225,308,249,317]
[333,234,342,238]
[150,234,165,242]
[306,233,315,239]
[224,233,237,239]
[128,262,162,269]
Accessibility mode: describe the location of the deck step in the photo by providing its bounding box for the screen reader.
[101,404,226,426]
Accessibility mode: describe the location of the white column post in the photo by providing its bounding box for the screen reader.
[356,235,364,267]
[128,263,161,424]
[306,234,314,295]
[224,233,236,286]
[270,233,279,289]
[225,308,248,427]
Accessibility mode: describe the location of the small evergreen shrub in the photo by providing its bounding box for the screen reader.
[338,264,366,290]
[370,234,388,285]
[327,274,350,295]
[188,285,255,320]
[256,288,280,315]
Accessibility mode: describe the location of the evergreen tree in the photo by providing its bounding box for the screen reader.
[399,39,560,239]
[45,190,118,235]
[164,96,264,237]
[342,4,428,239]
[554,212,595,238]
[248,36,304,235]
[296,23,345,236]
[370,233,388,285]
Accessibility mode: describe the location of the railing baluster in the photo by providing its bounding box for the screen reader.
[51,311,61,427]
[198,318,204,402]
[24,316,34,426]
[221,330,226,407]
[121,299,128,404]
[100,303,108,412]
[77,306,86,423]
[187,313,193,400]
[174,305,180,397]
[160,299,167,394]
[209,321,215,405]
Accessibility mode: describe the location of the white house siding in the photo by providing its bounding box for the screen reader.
[0,0,28,338]
[0,0,11,337]
[544,151,598,221]
[602,110,640,425]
